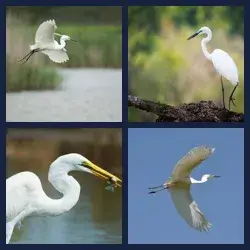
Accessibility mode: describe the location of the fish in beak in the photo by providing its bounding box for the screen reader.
[83,160,122,190]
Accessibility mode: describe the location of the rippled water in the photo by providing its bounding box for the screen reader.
[6,68,122,122]
[7,162,122,244]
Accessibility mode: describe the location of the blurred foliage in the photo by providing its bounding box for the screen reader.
[6,6,121,25]
[6,7,121,91]
[128,6,244,121]
[7,128,122,175]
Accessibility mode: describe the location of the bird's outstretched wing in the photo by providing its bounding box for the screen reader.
[171,146,215,180]
[169,187,212,232]
[42,50,69,63]
[35,19,57,44]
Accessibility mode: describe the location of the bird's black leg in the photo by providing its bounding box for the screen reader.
[220,76,225,109]
[229,84,238,110]
[148,185,164,190]
[18,49,39,64]
[148,187,166,194]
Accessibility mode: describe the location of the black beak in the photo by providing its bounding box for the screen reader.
[187,31,200,40]
[214,175,221,178]
[70,38,78,42]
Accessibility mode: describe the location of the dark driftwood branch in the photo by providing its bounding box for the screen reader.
[128,95,244,122]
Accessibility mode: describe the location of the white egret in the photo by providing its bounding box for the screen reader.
[6,153,122,244]
[187,26,239,110]
[148,146,220,232]
[18,19,77,64]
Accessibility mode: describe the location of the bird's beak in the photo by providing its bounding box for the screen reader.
[70,38,78,42]
[212,175,221,178]
[83,161,122,188]
[187,31,201,40]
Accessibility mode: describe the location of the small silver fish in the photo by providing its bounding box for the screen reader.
[105,185,115,192]
[105,178,117,192]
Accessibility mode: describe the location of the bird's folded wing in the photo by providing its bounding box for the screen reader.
[42,50,69,63]
[35,19,57,44]
[6,178,29,223]
[169,188,212,232]
[171,146,215,179]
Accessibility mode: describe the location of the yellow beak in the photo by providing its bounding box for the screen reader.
[84,161,122,188]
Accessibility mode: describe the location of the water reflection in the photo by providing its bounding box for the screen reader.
[6,128,122,244]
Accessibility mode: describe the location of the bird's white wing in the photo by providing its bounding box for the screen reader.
[171,146,215,180]
[42,50,69,63]
[6,172,42,223]
[170,187,212,232]
[212,49,239,85]
[35,19,57,44]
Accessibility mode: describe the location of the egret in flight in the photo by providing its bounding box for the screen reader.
[187,27,239,110]
[18,19,77,64]
[6,153,122,244]
[148,146,220,232]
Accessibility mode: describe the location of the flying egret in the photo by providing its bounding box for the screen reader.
[148,146,220,232]
[18,19,77,64]
[6,153,122,244]
[187,26,239,110]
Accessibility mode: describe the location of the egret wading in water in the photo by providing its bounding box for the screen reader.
[18,19,77,64]
[6,153,122,244]
[187,27,239,110]
[148,146,220,232]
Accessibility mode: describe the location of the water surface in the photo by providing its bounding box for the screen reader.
[6,68,122,122]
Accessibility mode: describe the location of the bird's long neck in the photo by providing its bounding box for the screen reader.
[201,33,212,61]
[40,163,81,216]
[190,177,206,184]
[58,37,67,49]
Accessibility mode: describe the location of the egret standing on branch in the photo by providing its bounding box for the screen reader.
[6,153,122,244]
[18,19,77,64]
[187,27,239,110]
[148,146,220,232]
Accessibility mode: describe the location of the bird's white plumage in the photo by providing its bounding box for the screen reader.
[170,188,212,232]
[19,19,75,64]
[211,49,239,85]
[42,49,69,63]
[171,146,215,180]
[6,172,42,223]
[35,19,57,44]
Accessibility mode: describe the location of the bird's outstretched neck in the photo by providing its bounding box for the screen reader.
[201,31,212,61]
[58,37,67,49]
[190,177,206,184]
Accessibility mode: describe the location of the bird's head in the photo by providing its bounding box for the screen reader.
[187,26,212,40]
[202,174,221,182]
[50,153,122,188]
[55,33,78,42]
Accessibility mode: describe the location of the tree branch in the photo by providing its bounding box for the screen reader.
[128,95,244,122]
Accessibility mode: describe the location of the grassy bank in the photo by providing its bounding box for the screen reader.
[6,14,121,92]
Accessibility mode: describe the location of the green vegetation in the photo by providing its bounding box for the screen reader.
[46,25,121,68]
[129,7,244,121]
